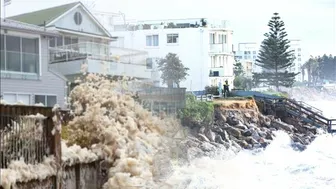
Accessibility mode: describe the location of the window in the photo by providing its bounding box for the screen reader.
[253,56,256,59]
[298,58,301,61]
[49,37,56,47]
[209,33,215,44]
[56,36,63,47]
[3,93,31,105]
[167,34,179,44]
[218,34,223,44]
[1,34,4,70]
[146,35,159,46]
[213,71,219,76]
[244,51,251,55]
[298,48,301,52]
[253,51,256,54]
[34,95,57,107]
[146,58,153,69]
[1,35,39,74]
[22,38,39,73]
[6,35,21,72]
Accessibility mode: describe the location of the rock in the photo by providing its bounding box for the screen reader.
[215,134,226,144]
[247,123,258,129]
[198,133,210,142]
[224,126,242,139]
[199,126,206,134]
[302,125,317,135]
[199,142,216,152]
[231,140,242,150]
[271,119,294,132]
[244,112,251,118]
[291,142,306,151]
[227,116,240,126]
[251,130,261,141]
[251,117,259,123]
[244,137,258,145]
[205,130,216,142]
[291,134,305,145]
[258,131,267,138]
[235,139,249,148]
[220,113,227,123]
[266,131,273,140]
[243,129,253,137]
[235,121,248,130]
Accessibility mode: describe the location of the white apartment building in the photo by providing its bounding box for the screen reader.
[235,40,303,82]
[103,18,235,91]
[288,39,303,82]
[234,42,261,74]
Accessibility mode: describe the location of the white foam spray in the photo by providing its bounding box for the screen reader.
[166,100,336,189]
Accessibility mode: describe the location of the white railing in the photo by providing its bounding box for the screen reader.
[209,44,231,54]
[49,42,148,65]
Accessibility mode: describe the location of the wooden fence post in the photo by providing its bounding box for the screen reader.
[50,108,63,189]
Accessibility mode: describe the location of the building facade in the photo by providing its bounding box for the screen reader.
[9,2,153,83]
[107,18,235,91]
[234,42,261,74]
[0,19,67,107]
[288,39,303,82]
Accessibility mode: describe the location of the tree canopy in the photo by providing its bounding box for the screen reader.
[253,12,298,90]
[158,53,189,88]
[301,54,336,86]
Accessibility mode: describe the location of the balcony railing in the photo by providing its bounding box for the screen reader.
[49,42,148,65]
[209,44,231,54]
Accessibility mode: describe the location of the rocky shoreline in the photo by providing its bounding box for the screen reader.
[182,104,321,156]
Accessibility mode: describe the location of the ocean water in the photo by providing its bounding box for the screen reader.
[165,101,336,189]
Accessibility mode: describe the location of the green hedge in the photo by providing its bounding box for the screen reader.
[179,94,214,127]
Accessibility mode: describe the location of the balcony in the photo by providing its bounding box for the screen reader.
[48,42,152,80]
[209,44,232,54]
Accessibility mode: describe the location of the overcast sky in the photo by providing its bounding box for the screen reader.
[1,0,335,60]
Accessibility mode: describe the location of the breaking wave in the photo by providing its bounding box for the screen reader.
[166,101,336,189]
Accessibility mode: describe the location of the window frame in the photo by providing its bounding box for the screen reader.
[34,94,57,107]
[1,33,41,77]
[2,92,32,105]
[145,34,159,47]
[166,33,179,44]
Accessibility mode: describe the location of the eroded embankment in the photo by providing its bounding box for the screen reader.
[187,97,319,155]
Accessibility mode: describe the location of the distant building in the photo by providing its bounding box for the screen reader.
[234,42,261,74]
[105,18,235,91]
[288,39,303,82]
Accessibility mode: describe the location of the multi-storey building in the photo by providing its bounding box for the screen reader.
[288,39,303,82]
[106,18,235,91]
[234,42,261,74]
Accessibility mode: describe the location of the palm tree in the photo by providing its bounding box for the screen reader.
[302,56,320,86]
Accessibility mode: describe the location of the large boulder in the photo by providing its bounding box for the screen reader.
[198,133,210,142]
[224,126,242,139]
[271,119,295,132]
[227,116,240,126]
[205,129,216,142]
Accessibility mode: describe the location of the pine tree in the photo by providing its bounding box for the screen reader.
[253,12,298,90]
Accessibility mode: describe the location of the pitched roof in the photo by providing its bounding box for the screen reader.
[1,19,59,36]
[8,2,79,26]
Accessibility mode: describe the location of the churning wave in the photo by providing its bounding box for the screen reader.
[166,101,336,189]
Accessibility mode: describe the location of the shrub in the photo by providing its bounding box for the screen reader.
[179,94,214,127]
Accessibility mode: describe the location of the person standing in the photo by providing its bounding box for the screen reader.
[223,80,230,97]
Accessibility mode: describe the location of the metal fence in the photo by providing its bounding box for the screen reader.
[0,104,55,168]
